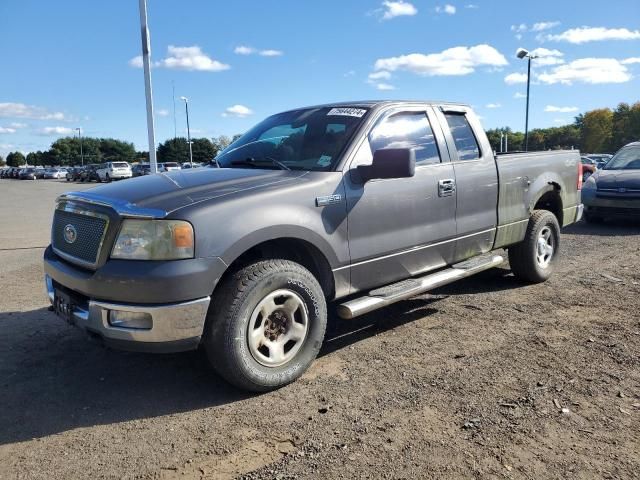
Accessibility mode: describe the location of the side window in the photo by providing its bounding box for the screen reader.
[444,113,480,161]
[369,112,441,166]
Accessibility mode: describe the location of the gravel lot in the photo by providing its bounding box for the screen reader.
[1,178,639,479]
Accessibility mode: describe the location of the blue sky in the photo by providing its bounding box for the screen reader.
[1,0,639,156]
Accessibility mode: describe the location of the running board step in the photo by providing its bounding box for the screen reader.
[337,253,505,319]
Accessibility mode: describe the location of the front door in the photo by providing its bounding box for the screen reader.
[343,107,458,294]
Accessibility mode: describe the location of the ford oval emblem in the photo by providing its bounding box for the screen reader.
[63,224,78,244]
[618,187,627,193]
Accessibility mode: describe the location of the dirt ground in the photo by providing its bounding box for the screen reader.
[0,179,638,479]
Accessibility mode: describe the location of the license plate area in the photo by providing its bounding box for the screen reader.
[54,289,75,325]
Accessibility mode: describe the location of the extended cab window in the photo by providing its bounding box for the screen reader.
[444,113,480,161]
[369,112,441,166]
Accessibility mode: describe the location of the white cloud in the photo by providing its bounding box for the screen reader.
[537,58,631,85]
[511,24,527,33]
[504,72,527,84]
[37,126,75,136]
[436,4,456,14]
[530,47,565,66]
[465,4,479,8]
[544,105,579,113]
[234,46,283,57]
[129,55,143,68]
[156,109,170,117]
[542,26,640,44]
[0,127,17,134]
[531,21,560,32]
[157,45,230,71]
[259,49,283,57]
[485,103,501,108]
[130,45,230,72]
[222,105,254,118]
[380,1,417,20]
[622,57,640,64]
[9,122,27,128]
[368,71,392,80]
[234,45,255,55]
[0,102,66,121]
[375,83,396,91]
[514,92,527,99]
[374,44,508,76]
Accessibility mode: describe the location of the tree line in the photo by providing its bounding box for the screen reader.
[2,102,638,167]
[2,135,241,167]
[487,101,639,154]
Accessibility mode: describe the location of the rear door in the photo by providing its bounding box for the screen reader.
[343,106,458,293]
[433,106,498,262]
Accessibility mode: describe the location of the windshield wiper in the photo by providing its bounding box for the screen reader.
[230,157,290,171]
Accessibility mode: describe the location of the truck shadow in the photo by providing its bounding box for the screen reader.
[564,219,640,237]
[0,268,520,445]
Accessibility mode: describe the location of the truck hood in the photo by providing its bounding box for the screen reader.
[595,169,640,190]
[61,168,308,216]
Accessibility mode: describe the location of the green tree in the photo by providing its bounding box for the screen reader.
[0,154,5,166]
[99,138,136,162]
[191,138,217,163]
[581,108,613,153]
[6,151,25,167]
[157,137,190,163]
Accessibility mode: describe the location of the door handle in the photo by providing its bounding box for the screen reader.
[438,179,456,197]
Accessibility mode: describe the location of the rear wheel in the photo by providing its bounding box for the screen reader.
[508,209,560,283]
[203,259,327,392]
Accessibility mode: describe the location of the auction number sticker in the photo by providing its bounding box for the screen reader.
[327,107,367,118]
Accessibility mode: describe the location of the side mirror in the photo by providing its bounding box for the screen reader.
[358,148,416,182]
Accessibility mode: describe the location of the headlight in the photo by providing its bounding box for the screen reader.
[582,176,597,191]
[111,219,194,260]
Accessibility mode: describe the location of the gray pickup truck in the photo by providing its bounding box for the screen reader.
[44,101,583,391]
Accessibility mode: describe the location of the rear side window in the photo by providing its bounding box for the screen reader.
[369,112,441,166]
[444,113,480,161]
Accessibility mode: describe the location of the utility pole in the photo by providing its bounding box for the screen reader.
[76,127,84,166]
[138,0,158,173]
[516,48,538,152]
[180,96,193,167]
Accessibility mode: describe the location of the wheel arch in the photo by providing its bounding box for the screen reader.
[531,182,563,225]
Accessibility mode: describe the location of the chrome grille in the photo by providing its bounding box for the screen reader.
[52,208,109,268]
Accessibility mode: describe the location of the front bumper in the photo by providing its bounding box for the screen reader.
[582,189,640,218]
[45,274,210,353]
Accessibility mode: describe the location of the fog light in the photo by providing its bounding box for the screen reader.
[108,310,152,330]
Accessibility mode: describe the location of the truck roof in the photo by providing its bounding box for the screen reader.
[280,100,471,114]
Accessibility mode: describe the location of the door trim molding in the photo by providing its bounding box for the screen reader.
[333,227,496,272]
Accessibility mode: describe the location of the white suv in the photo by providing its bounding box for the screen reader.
[97,162,132,182]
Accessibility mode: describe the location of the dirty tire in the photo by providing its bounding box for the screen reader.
[508,209,560,284]
[204,259,327,392]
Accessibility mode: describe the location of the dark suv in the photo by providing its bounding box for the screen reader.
[80,164,100,183]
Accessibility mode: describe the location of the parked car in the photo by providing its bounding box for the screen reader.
[582,142,640,222]
[0,168,9,178]
[44,100,583,392]
[19,167,39,180]
[96,162,132,182]
[132,163,152,176]
[44,168,68,179]
[181,162,202,169]
[581,156,597,181]
[586,154,612,169]
[10,167,23,178]
[66,167,84,181]
[79,164,101,182]
[162,162,181,172]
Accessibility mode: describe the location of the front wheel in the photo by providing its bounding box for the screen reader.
[508,209,561,283]
[203,259,327,392]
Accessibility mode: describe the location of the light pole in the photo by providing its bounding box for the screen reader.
[138,0,158,174]
[76,127,84,166]
[516,48,538,152]
[180,96,193,167]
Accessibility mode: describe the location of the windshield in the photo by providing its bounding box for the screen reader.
[215,106,369,171]
[604,145,640,170]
